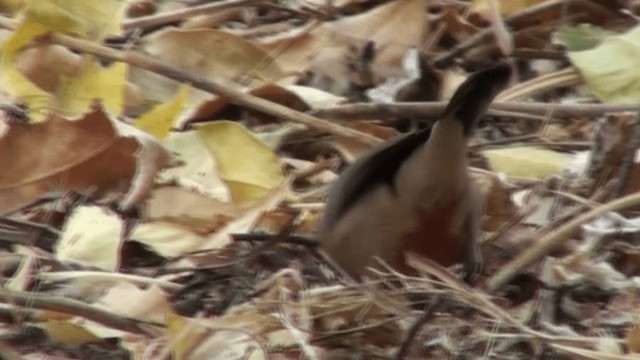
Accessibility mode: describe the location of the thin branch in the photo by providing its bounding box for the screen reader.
[122,0,267,31]
[487,189,640,292]
[0,15,380,146]
[311,101,640,120]
[0,288,159,335]
[394,297,441,360]
[432,0,615,67]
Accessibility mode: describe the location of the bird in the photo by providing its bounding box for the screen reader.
[318,63,512,279]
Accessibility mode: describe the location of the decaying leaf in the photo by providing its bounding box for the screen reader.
[56,205,123,271]
[483,146,573,179]
[161,130,230,202]
[197,121,285,206]
[130,27,286,108]
[569,25,640,103]
[0,105,170,212]
[135,83,190,140]
[0,1,129,118]
[261,0,429,83]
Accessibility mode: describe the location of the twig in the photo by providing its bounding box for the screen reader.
[486,190,640,292]
[172,212,303,272]
[0,15,380,146]
[231,232,318,247]
[0,217,60,251]
[394,297,441,360]
[612,114,640,198]
[432,0,614,67]
[496,68,581,102]
[290,156,335,182]
[0,288,158,335]
[311,101,640,121]
[406,255,552,340]
[122,0,267,31]
[38,271,183,291]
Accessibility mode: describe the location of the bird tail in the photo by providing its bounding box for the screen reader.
[441,63,512,136]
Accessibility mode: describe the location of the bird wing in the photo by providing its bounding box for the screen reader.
[320,127,430,230]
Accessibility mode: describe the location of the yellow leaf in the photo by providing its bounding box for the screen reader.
[484,146,572,179]
[0,18,54,118]
[167,313,208,360]
[0,0,25,14]
[37,321,99,344]
[57,58,126,116]
[627,324,640,353]
[197,122,284,206]
[569,26,640,103]
[135,84,190,139]
[0,1,126,118]
[24,0,123,40]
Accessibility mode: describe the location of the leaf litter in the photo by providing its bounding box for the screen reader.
[1,0,640,359]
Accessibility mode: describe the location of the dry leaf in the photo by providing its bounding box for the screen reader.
[261,0,429,82]
[131,28,286,106]
[184,83,311,126]
[135,83,190,140]
[0,1,128,118]
[161,131,230,202]
[56,206,123,271]
[483,146,572,178]
[197,121,285,206]
[97,283,172,323]
[0,106,165,212]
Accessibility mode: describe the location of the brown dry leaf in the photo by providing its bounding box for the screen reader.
[472,171,517,232]
[185,83,310,124]
[131,221,211,259]
[366,48,426,102]
[0,106,169,213]
[261,0,429,82]
[436,6,479,41]
[326,0,429,81]
[627,325,640,353]
[132,28,285,106]
[332,121,396,161]
[15,44,83,93]
[189,181,288,258]
[143,185,239,230]
[113,114,172,210]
